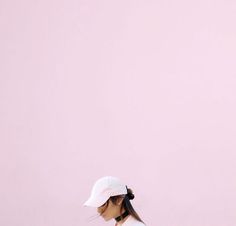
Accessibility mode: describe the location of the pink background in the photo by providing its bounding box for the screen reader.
[1,0,236,226]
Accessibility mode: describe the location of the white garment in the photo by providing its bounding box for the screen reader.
[118,215,146,226]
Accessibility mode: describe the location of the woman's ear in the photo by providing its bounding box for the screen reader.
[117,197,124,205]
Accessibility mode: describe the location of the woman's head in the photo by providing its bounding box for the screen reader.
[84,176,144,223]
[97,195,124,221]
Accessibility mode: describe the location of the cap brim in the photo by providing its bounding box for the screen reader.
[83,195,109,207]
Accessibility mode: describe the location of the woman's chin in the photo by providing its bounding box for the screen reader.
[102,215,112,221]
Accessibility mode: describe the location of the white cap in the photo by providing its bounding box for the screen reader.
[83,176,128,207]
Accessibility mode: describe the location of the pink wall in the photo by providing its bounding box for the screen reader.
[1,0,236,226]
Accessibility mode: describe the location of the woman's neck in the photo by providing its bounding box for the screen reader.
[115,210,130,225]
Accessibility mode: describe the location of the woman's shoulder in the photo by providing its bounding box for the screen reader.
[123,216,146,226]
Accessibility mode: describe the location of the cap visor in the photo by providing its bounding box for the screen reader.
[83,195,109,207]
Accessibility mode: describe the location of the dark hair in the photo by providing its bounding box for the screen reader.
[101,187,145,224]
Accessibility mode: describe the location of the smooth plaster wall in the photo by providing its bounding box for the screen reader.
[0,1,236,226]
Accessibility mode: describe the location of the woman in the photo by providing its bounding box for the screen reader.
[84,176,146,226]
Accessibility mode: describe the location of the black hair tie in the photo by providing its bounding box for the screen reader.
[126,185,135,200]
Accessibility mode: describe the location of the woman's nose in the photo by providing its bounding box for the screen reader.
[97,207,102,214]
